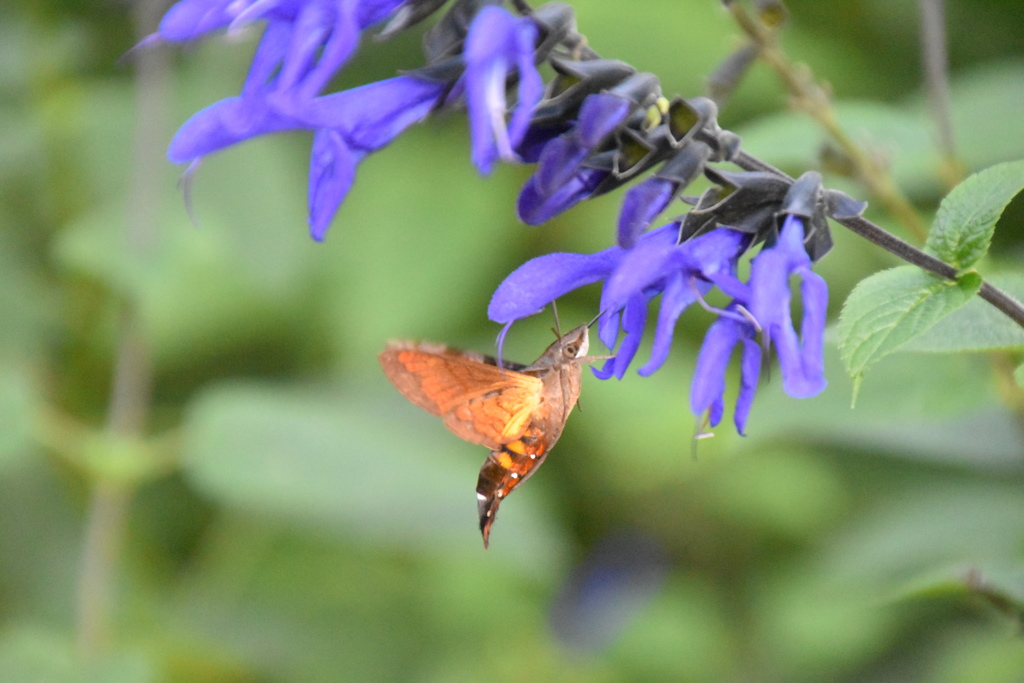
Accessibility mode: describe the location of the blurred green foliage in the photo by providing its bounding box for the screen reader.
[1,0,1023,681]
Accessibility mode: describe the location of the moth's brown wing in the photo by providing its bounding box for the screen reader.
[379,343,543,451]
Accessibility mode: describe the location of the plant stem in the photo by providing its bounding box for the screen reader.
[75,0,169,656]
[76,306,152,655]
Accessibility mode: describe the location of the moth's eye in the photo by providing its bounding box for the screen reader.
[564,343,579,358]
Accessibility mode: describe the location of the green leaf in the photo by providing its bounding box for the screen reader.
[901,272,1024,352]
[838,267,982,384]
[925,159,1024,270]
[180,383,564,567]
[900,565,1024,628]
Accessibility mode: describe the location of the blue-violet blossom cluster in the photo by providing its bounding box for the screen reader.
[154,0,866,433]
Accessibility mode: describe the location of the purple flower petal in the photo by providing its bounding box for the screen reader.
[278,2,361,98]
[576,93,632,147]
[601,225,685,313]
[602,227,747,316]
[749,215,828,398]
[617,178,677,248]
[308,129,358,241]
[170,74,445,239]
[305,76,445,235]
[733,323,762,435]
[158,0,268,41]
[598,307,622,351]
[168,95,303,163]
[533,93,631,195]
[602,228,749,380]
[464,6,542,174]
[161,0,406,99]
[691,313,759,430]
[516,167,608,224]
[489,247,623,323]
[592,293,647,380]
[637,271,706,376]
[313,75,445,148]
[535,136,588,197]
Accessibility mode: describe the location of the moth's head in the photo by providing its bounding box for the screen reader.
[560,324,590,360]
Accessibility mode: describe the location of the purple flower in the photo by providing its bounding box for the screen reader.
[161,2,555,238]
[169,75,446,239]
[489,223,750,380]
[463,6,544,174]
[488,247,625,325]
[489,215,828,435]
[595,227,749,378]
[690,307,761,435]
[516,92,635,224]
[617,141,712,247]
[158,0,405,99]
[690,215,828,433]
[533,93,632,196]
[517,166,610,225]
[749,214,828,398]
[616,178,677,248]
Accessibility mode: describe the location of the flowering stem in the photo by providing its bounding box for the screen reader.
[726,1,929,242]
[730,150,1024,330]
[75,0,168,656]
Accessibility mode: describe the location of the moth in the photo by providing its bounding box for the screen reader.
[379,325,603,547]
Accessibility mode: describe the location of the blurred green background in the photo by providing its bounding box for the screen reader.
[2,0,1024,680]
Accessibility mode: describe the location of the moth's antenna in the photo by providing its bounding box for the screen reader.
[551,299,563,339]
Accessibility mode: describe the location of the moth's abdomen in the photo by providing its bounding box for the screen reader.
[475,433,551,548]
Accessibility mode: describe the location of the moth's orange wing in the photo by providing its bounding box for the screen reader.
[379,342,543,451]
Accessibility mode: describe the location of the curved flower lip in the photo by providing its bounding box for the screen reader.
[167,95,301,163]
[749,214,828,398]
[690,310,761,435]
[617,178,676,248]
[488,247,623,324]
[168,75,444,164]
[169,75,446,240]
[533,93,633,195]
[158,0,406,100]
[516,167,608,225]
[593,293,647,380]
[636,271,709,376]
[158,0,403,42]
[313,76,446,148]
[308,130,358,241]
[464,6,543,174]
